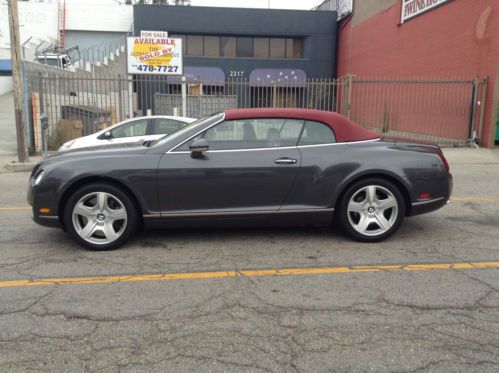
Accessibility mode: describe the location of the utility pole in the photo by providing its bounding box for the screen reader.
[8,0,28,163]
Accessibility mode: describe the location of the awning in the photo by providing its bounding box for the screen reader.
[249,68,307,87]
[168,67,225,86]
[0,59,12,75]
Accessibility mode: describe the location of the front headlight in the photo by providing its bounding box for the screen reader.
[59,140,75,151]
[34,170,45,186]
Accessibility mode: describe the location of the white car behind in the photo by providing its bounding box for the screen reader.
[58,115,196,152]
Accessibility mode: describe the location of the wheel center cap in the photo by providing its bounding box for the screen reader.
[96,213,106,222]
[367,206,375,214]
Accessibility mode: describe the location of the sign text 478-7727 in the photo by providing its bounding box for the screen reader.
[127,36,183,75]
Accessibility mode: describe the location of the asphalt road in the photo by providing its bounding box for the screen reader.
[0,152,498,372]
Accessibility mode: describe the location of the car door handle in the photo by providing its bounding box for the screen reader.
[274,157,297,165]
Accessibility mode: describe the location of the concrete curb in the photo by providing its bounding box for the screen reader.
[4,162,37,172]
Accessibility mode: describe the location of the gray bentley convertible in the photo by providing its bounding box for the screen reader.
[28,108,452,250]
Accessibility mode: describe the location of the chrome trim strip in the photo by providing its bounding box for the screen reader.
[276,208,334,214]
[298,138,381,148]
[157,208,334,218]
[411,197,445,206]
[143,214,162,219]
[168,113,226,153]
[167,138,382,155]
[39,215,59,220]
[169,146,296,154]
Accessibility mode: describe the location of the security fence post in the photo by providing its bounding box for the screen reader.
[468,77,478,145]
[40,113,48,157]
[118,74,124,122]
[477,76,488,147]
[181,75,187,117]
[346,73,353,119]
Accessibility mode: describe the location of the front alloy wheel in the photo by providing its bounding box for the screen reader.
[64,183,138,250]
[339,178,405,242]
[72,192,128,245]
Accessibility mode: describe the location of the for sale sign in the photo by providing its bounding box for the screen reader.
[401,0,451,23]
[140,31,168,38]
[127,36,183,75]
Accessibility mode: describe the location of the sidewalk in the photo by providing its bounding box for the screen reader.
[0,92,17,156]
[0,147,498,173]
[442,147,499,165]
[0,154,47,173]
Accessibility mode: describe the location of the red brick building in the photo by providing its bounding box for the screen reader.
[337,0,499,147]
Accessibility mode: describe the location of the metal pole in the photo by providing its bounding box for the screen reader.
[8,0,28,162]
[22,37,32,152]
[181,75,187,117]
[91,66,97,107]
[346,73,353,118]
[468,77,478,144]
[477,76,488,147]
[128,75,134,118]
[118,74,123,122]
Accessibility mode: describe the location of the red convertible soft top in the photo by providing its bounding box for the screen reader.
[223,108,379,143]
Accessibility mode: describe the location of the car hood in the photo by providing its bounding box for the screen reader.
[61,140,146,154]
[33,142,148,174]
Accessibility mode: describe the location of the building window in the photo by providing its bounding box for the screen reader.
[269,38,286,58]
[187,35,203,56]
[293,39,302,58]
[174,33,302,58]
[204,36,220,57]
[253,38,269,58]
[170,34,186,55]
[236,37,253,58]
[286,38,302,59]
[220,37,236,57]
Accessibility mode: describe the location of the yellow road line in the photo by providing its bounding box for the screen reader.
[0,261,497,289]
[0,207,31,211]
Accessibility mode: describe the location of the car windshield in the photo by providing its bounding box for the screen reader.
[150,113,225,147]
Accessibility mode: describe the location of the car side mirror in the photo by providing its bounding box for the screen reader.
[189,139,209,158]
[100,131,112,140]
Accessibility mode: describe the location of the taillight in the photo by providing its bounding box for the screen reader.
[437,148,449,172]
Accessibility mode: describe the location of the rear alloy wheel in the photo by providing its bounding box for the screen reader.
[339,179,405,242]
[64,183,138,250]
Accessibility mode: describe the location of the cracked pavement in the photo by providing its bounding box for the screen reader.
[0,152,498,372]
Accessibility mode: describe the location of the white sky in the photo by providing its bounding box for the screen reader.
[57,0,324,11]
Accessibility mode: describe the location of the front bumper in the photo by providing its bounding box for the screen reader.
[27,179,62,228]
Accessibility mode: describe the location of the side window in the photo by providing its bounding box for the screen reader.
[175,118,304,151]
[298,121,336,146]
[153,118,185,135]
[111,119,148,138]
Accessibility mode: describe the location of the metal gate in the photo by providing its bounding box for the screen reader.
[345,76,489,147]
[31,73,488,150]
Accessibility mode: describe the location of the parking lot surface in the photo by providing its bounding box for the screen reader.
[0,149,498,372]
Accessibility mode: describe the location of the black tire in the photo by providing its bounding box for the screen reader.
[337,178,405,242]
[63,182,139,251]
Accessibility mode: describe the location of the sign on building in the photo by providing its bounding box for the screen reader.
[401,0,451,23]
[140,31,168,38]
[127,36,183,75]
